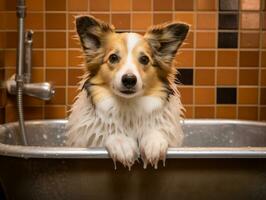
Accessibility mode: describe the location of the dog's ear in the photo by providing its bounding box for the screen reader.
[144,22,189,66]
[76,15,113,50]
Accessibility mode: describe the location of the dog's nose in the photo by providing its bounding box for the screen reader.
[122,73,137,89]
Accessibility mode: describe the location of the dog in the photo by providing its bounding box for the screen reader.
[66,15,189,169]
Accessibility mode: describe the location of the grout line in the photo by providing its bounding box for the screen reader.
[214,0,218,118]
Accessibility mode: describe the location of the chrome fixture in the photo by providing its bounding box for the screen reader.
[5,0,55,145]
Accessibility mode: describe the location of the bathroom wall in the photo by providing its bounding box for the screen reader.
[0,0,265,123]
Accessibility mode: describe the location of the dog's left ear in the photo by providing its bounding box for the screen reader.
[144,22,189,66]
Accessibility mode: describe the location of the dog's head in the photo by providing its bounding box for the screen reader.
[76,15,189,102]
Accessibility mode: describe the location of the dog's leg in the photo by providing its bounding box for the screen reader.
[105,134,139,170]
[140,131,168,169]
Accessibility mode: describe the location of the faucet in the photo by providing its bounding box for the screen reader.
[6,30,55,100]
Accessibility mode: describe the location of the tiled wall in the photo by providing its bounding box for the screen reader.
[0,0,265,123]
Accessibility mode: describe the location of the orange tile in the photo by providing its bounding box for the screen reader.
[261,51,266,67]
[46,0,66,11]
[68,14,76,30]
[154,0,173,11]
[183,31,193,48]
[175,50,194,67]
[195,106,215,118]
[195,88,215,104]
[216,106,237,119]
[241,13,260,29]
[46,50,66,67]
[46,13,66,30]
[68,68,84,85]
[31,68,44,82]
[262,32,266,48]
[111,0,130,11]
[5,106,18,122]
[197,13,217,30]
[90,0,110,11]
[175,0,194,11]
[24,96,44,106]
[132,0,151,11]
[179,87,193,104]
[92,14,110,24]
[24,106,44,120]
[261,69,266,86]
[68,50,84,67]
[175,13,194,30]
[45,106,66,119]
[112,14,130,30]
[217,51,238,67]
[238,106,258,120]
[195,51,215,67]
[241,0,260,10]
[46,32,66,48]
[239,88,258,104]
[240,51,259,67]
[25,13,44,30]
[33,32,44,48]
[154,13,173,24]
[68,0,88,11]
[32,50,44,67]
[183,106,193,118]
[132,13,152,30]
[196,32,216,48]
[68,31,80,48]
[239,69,258,85]
[217,69,237,85]
[4,50,16,67]
[240,32,260,48]
[67,87,79,105]
[46,69,66,86]
[27,0,44,11]
[195,69,215,85]
[46,88,66,105]
[197,0,216,11]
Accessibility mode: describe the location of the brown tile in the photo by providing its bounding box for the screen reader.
[175,50,194,67]
[33,32,44,48]
[5,69,15,80]
[195,69,215,85]
[217,51,238,67]
[196,32,216,48]
[4,13,17,29]
[263,12,266,30]
[31,68,44,82]
[0,51,3,67]
[217,69,237,85]
[4,50,16,67]
[261,88,266,105]
[46,88,66,105]
[0,107,5,124]
[27,0,44,11]
[175,13,194,29]
[24,106,44,120]
[240,32,260,48]
[241,13,260,29]
[195,106,215,118]
[238,106,258,120]
[183,106,193,118]
[46,69,66,86]
[239,88,258,104]
[93,14,110,24]
[67,87,79,105]
[179,87,193,104]
[197,13,217,30]
[32,50,44,67]
[25,13,44,30]
[132,13,152,30]
[46,32,66,48]
[68,0,88,11]
[45,106,66,119]
[5,106,17,122]
[241,0,260,10]
[261,70,266,86]
[90,0,110,11]
[0,33,6,48]
[23,96,44,106]
[195,88,215,104]
[154,13,173,24]
[239,69,258,85]
[112,14,130,30]
[46,0,66,11]
[46,50,66,67]
[216,106,237,119]
[68,14,76,30]
[197,0,216,11]
[68,68,84,85]
[195,51,215,67]
[68,31,80,48]
[183,31,193,48]
[4,0,16,11]
[154,0,173,11]
[260,107,266,121]
[262,33,266,48]
[240,51,259,67]
[175,0,194,11]
[111,0,130,11]
[46,13,66,30]
[132,0,151,11]
[69,50,84,67]
[262,51,266,67]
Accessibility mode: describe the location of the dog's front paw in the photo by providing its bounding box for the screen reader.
[105,134,139,170]
[140,133,168,169]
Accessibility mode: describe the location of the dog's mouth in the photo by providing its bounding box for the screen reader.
[120,89,136,95]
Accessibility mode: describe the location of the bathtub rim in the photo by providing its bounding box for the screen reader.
[0,119,266,159]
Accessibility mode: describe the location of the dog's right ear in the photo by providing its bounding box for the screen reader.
[76,15,113,51]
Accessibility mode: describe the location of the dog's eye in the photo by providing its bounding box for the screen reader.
[109,54,120,64]
[139,55,149,65]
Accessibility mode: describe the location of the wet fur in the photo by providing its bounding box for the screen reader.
[66,15,189,169]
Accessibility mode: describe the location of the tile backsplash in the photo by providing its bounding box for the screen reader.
[0,0,265,122]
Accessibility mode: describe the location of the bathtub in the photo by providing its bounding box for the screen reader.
[0,119,265,200]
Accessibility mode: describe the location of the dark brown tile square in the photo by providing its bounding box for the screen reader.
[46,0,66,11]
[240,51,259,67]
[154,0,173,11]
[239,69,258,85]
[238,106,258,120]
[261,88,266,105]
[175,0,194,11]
[46,13,66,30]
